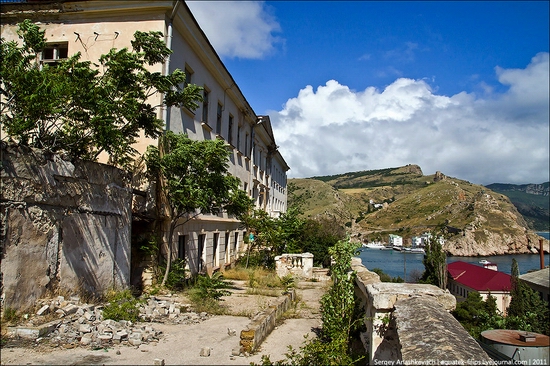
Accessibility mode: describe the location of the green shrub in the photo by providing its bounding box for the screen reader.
[102,289,143,322]
[159,258,188,291]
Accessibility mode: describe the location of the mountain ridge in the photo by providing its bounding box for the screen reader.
[288,165,549,256]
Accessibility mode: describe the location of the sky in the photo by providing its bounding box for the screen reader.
[186,1,550,185]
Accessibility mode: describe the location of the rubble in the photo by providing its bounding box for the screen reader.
[6,295,210,350]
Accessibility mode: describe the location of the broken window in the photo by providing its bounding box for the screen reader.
[41,42,68,67]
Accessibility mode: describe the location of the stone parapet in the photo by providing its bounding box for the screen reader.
[352,257,493,364]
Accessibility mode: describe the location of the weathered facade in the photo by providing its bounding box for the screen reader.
[1,143,132,310]
[1,0,290,277]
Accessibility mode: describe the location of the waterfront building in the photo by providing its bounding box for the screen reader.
[447,261,512,315]
[389,234,403,247]
[0,0,289,275]
[520,267,550,303]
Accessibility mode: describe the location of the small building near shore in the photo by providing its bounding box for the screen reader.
[447,261,512,315]
[520,267,550,304]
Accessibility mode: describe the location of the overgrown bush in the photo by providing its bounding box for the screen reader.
[159,258,188,291]
[187,272,233,314]
[102,289,143,322]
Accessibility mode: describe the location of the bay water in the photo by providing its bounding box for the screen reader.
[357,232,549,282]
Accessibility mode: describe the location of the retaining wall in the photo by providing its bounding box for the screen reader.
[239,289,296,353]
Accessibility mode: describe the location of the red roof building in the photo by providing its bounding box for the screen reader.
[447,261,512,315]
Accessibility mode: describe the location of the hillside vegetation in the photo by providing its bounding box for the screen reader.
[289,165,548,256]
[485,183,549,231]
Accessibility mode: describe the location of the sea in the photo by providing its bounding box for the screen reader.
[357,232,550,282]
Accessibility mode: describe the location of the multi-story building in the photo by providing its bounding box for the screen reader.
[0,0,289,276]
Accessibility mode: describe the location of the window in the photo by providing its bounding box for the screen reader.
[224,233,230,263]
[237,125,241,151]
[198,234,206,272]
[213,233,219,267]
[184,66,193,87]
[202,90,209,123]
[233,232,239,252]
[41,42,68,67]
[228,115,234,146]
[216,103,223,135]
[178,235,187,260]
[245,133,249,157]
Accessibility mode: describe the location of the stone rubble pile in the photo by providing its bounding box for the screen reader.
[15,295,211,349]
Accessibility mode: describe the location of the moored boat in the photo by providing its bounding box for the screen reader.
[365,242,386,249]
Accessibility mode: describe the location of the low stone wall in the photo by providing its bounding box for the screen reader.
[239,289,295,353]
[1,143,132,310]
[352,258,494,364]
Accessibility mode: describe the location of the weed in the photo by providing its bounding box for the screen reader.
[1,307,19,324]
[102,289,143,322]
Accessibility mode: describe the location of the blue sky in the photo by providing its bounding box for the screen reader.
[187,1,549,185]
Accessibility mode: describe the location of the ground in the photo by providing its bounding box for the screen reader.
[1,280,329,365]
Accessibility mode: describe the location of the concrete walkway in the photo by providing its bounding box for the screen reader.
[1,282,327,365]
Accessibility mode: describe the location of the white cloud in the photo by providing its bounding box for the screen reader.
[186,1,282,59]
[270,53,550,185]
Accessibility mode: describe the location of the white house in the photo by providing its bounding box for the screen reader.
[389,234,403,247]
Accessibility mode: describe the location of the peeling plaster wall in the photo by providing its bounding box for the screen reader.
[1,143,132,310]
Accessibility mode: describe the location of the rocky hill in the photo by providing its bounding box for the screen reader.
[485,182,549,231]
[289,165,548,256]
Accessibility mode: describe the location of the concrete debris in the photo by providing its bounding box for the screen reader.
[8,295,210,351]
[199,347,211,357]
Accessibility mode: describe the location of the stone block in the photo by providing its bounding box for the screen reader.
[153,359,165,366]
[36,305,50,316]
[200,347,211,357]
[80,334,93,346]
[128,338,142,346]
[79,324,92,333]
[62,304,78,315]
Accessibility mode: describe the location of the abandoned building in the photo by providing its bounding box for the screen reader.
[1,0,289,308]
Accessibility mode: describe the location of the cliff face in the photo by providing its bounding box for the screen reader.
[446,229,548,256]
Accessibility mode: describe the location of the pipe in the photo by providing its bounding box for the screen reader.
[162,0,181,132]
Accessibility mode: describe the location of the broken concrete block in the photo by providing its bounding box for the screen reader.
[200,347,211,357]
[36,305,50,316]
[153,359,165,366]
[78,324,92,333]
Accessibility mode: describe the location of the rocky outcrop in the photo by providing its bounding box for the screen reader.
[446,229,548,256]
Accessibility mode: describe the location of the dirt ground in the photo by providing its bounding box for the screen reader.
[1,280,329,365]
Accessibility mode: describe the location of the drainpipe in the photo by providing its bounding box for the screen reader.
[162,0,181,132]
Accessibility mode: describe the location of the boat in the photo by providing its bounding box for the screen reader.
[479,259,491,265]
[393,246,402,251]
[410,248,425,254]
[365,242,386,249]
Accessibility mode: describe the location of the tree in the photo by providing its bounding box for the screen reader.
[1,20,202,167]
[452,291,505,340]
[420,235,447,289]
[145,131,252,286]
[507,259,550,335]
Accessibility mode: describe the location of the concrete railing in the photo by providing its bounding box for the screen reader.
[352,258,494,364]
[275,253,314,279]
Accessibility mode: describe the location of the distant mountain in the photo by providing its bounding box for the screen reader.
[485,182,549,231]
[289,165,548,256]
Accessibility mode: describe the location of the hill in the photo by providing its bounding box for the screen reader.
[289,166,548,256]
[485,183,549,231]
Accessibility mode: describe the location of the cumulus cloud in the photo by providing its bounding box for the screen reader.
[270,53,550,185]
[186,1,281,59]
